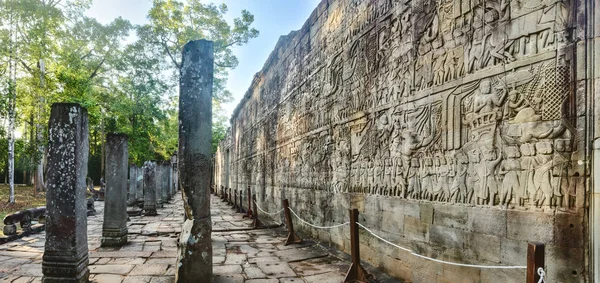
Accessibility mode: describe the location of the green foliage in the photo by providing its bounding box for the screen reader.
[0,0,257,185]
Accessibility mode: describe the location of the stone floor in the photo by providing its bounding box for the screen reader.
[0,193,400,283]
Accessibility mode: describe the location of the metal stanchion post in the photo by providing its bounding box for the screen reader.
[282,199,302,245]
[233,189,238,210]
[251,194,264,229]
[526,242,545,283]
[343,209,369,283]
[243,186,254,218]
[238,191,246,213]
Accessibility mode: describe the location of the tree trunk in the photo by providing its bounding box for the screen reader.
[35,59,47,193]
[7,0,16,204]
[101,116,105,180]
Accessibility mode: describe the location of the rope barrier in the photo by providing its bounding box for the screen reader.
[253,200,284,215]
[537,267,546,283]
[356,223,527,270]
[288,208,350,229]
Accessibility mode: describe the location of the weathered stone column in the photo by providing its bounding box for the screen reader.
[171,153,178,192]
[42,103,89,283]
[162,162,171,202]
[155,162,164,208]
[135,166,144,203]
[128,164,137,206]
[176,39,213,281]
[101,133,129,247]
[143,161,158,216]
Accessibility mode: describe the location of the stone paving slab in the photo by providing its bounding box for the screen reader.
[0,193,401,282]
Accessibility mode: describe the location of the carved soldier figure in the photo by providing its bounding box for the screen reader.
[450,152,468,203]
[466,149,481,204]
[476,147,502,205]
[394,157,407,197]
[431,157,444,201]
[384,158,394,195]
[408,158,421,199]
[498,146,522,207]
[520,143,537,208]
[533,141,554,208]
[420,157,434,200]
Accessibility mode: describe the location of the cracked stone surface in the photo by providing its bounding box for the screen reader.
[0,194,400,283]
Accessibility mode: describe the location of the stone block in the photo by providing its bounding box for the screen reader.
[439,264,481,283]
[554,211,584,248]
[380,210,404,235]
[404,216,429,242]
[213,264,243,274]
[500,238,527,266]
[506,210,554,242]
[467,207,506,237]
[88,264,134,275]
[546,245,585,282]
[433,205,467,230]
[420,203,434,224]
[256,262,295,278]
[429,225,464,249]
[480,268,525,283]
[128,264,169,276]
[465,232,501,263]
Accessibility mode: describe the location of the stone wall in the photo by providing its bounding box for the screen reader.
[215,0,591,282]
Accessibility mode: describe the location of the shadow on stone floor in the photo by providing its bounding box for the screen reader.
[0,193,401,283]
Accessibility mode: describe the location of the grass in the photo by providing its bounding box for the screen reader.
[0,184,46,235]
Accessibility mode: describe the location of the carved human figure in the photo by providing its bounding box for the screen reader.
[431,157,444,201]
[553,138,572,209]
[533,141,554,208]
[498,146,522,207]
[394,157,406,197]
[473,79,507,115]
[520,143,537,207]
[360,157,368,192]
[432,52,446,86]
[466,149,481,204]
[384,158,393,195]
[450,152,469,203]
[475,147,502,205]
[408,158,421,199]
[440,156,452,201]
[420,158,434,200]
[374,157,383,195]
[367,159,375,194]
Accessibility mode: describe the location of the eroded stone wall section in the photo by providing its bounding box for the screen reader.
[216,0,589,282]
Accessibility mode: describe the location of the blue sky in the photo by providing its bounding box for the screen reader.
[86,0,321,119]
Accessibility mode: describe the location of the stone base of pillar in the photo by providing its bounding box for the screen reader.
[175,218,212,281]
[42,253,89,283]
[101,227,128,247]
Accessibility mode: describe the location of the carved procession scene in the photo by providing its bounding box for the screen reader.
[219,0,580,212]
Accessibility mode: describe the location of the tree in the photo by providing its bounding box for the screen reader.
[137,0,259,150]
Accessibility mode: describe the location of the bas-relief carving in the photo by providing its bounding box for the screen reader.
[219,0,578,214]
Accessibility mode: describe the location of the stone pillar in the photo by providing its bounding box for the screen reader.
[128,164,137,206]
[171,153,178,192]
[135,166,144,203]
[168,163,174,197]
[162,162,170,201]
[42,103,89,283]
[143,161,158,216]
[176,39,213,281]
[155,162,164,208]
[101,133,129,247]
